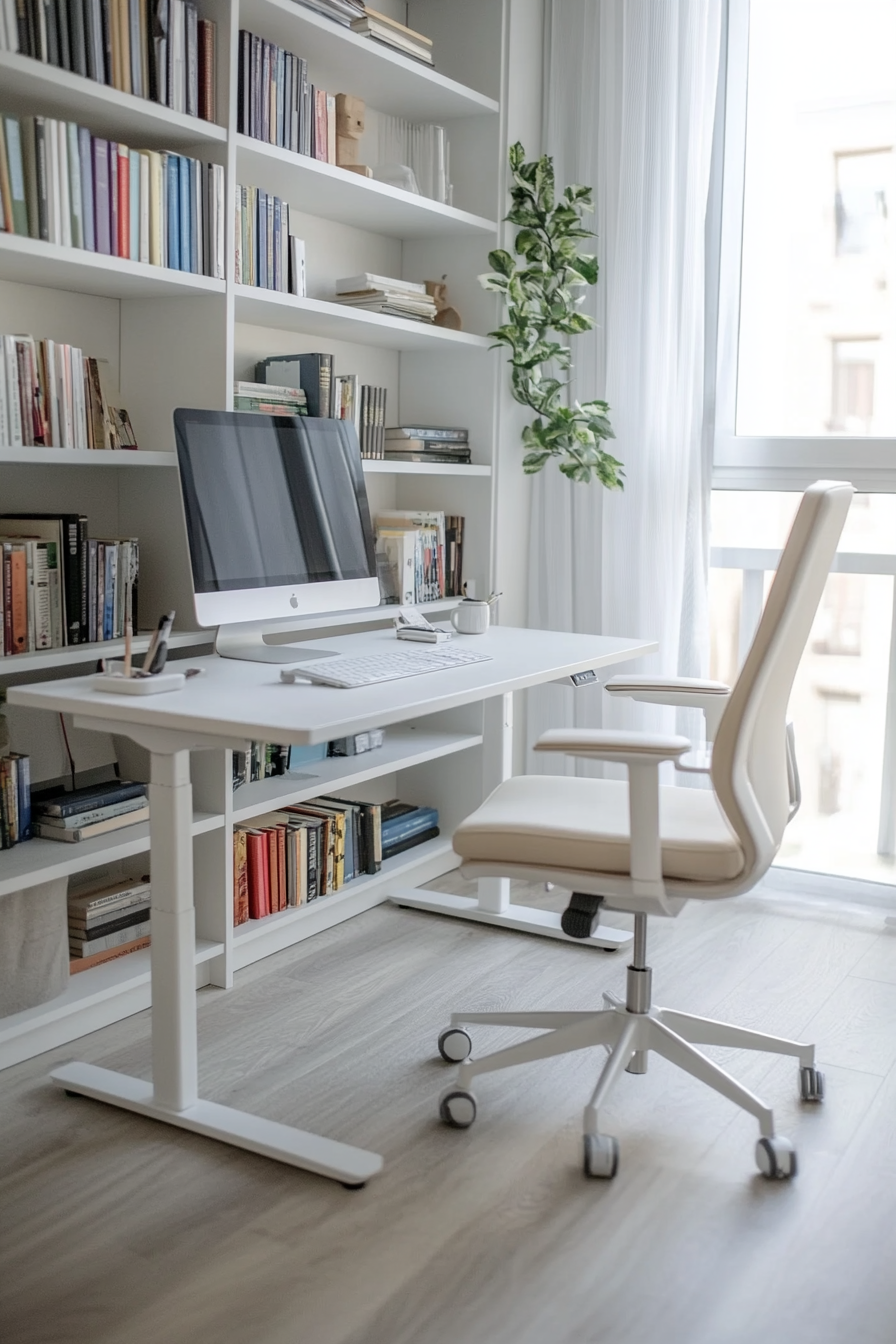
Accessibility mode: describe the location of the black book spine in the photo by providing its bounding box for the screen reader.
[16,0,31,54]
[100,0,111,84]
[237,30,247,134]
[56,0,72,68]
[44,0,59,65]
[70,905,151,941]
[381,826,440,862]
[34,117,49,241]
[69,0,87,75]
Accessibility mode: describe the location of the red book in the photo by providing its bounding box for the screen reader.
[266,828,280,912]
[277,826,287,910]
[246,830,267,919]
[117,145,130,259]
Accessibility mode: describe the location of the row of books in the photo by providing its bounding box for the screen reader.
[233,797,439,923]
[0,0,216,121]
[32,778,148,843]
[0,513,138,652]
[0,113,226,277]
[0,331,134,451]
[67,870,151,972]
[234,184,305,294]
[0,752,31,848]
[376,510,464,605]
[253,354,387,457]
[334,272,437,323]
[232,729,385,790]
[385,424,471,466]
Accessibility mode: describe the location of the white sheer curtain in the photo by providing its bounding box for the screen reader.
[527,0,722,773]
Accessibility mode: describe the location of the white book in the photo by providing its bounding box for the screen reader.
[72,346,86,448]
[44,338,60,446]
[288,235,306,297]
[0,338,9,446]
[3,336,22,447]
[67,123,83,249]
[171,1,186,114]
[214,163,225,279]
[57,121,72,249]
[54,342,72,448]
[335,273,426,296]
[25,539,35,651]
[376,529,416,606]
[139,152,150,264]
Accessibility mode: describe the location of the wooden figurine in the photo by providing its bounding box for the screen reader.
[335,94,372,178]
[426,277,462,330]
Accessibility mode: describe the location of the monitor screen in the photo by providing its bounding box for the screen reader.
[174,408,377,595]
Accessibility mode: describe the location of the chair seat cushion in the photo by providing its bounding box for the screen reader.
[453,775,744,883]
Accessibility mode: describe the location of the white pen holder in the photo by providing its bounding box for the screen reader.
[93,663,186,695]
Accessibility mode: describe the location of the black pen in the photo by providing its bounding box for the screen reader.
[142,612,175,675]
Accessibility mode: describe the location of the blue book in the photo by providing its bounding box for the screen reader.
[79,127,95,251]
[179,155,191,272]
[382,808,439,845]
[14,754,31,841]
[189,157,199,274]
[272,195,281,291]
[102,545,116,640]
[166,154,180,271]
[129,149,140,261]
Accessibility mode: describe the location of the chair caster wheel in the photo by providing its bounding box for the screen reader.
[439,1087,477,1128]
[755,1136,797,1179]
[583,1132,619,1179]
[799,1065,824,1102]
[438,1027,472,1063]
[341,1182,366,1190]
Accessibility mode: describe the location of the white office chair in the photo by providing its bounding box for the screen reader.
[437,481,853,1181]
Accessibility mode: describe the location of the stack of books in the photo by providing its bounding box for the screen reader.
[1,3,216,121]
[294,0,365,27]
[1,514,138,654]
[0,332,133,451]
[0,752,31,848]
[233,382,307,416]
[381,801,439,859]
[384,425,471,465]
[333,274,437,323]
[0,114,226,278]
[32,780,148,843]
[256,352,331,418]
[350,7,434,66]
[234,185,305,294]
[67,873,151,973]
[375,509,464,604]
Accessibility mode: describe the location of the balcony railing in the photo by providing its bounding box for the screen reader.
[710,546,896,858]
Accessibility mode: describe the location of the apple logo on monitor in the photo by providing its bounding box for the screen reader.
[290,594,299,608]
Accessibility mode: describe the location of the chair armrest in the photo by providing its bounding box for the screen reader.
[535,728,691,766]
[604,676,731,741]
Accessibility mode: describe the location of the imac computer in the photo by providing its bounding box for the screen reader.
[173,408,381,663]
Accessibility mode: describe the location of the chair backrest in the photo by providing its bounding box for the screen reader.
[710,482,853,880]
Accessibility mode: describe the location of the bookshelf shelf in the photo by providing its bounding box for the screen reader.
[0,52,229,152]
[362,461,491,477]
[0,631,211,679]
[0,0,526,1070]
[232,726,482,823]
[236,135,497,239]
[0,448,177,467]
[233,288,491,350]
[238,0,499,121]
[0,234,227,300]
[0,938,224,1071]
[0,811,224,898]
[231,834,456,964]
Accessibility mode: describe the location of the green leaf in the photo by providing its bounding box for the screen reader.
[487,249,515,277]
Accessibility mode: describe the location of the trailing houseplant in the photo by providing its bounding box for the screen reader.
[480,142,624,486]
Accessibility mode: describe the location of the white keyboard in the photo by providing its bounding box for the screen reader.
[280,646,493,689]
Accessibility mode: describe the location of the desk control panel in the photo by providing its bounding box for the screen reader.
[570,669,598,687]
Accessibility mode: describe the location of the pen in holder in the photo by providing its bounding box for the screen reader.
[92,609,186,694]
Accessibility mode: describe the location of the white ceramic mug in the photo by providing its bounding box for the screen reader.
[451,601,490,635]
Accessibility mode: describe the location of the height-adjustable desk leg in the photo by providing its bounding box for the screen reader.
[392,693,632,952]
[51,741,383,1186]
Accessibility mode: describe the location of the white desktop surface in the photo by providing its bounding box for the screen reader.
[8,625,655,744]
[9,625,656,1185]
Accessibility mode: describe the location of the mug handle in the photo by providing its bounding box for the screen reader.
[450,609,462,631]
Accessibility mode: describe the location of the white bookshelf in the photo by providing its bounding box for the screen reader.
[0,0,541,1068]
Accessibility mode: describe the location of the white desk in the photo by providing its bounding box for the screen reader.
[10,624,654,1185]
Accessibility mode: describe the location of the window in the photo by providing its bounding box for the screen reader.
[835,149,891,256]
[715,0,896,482]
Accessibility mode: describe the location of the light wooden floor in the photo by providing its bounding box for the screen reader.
[3,874,896,1344]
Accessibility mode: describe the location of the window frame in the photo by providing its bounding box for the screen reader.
[712,0,896,493]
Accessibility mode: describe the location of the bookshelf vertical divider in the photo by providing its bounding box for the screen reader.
[0,0,543,1069]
